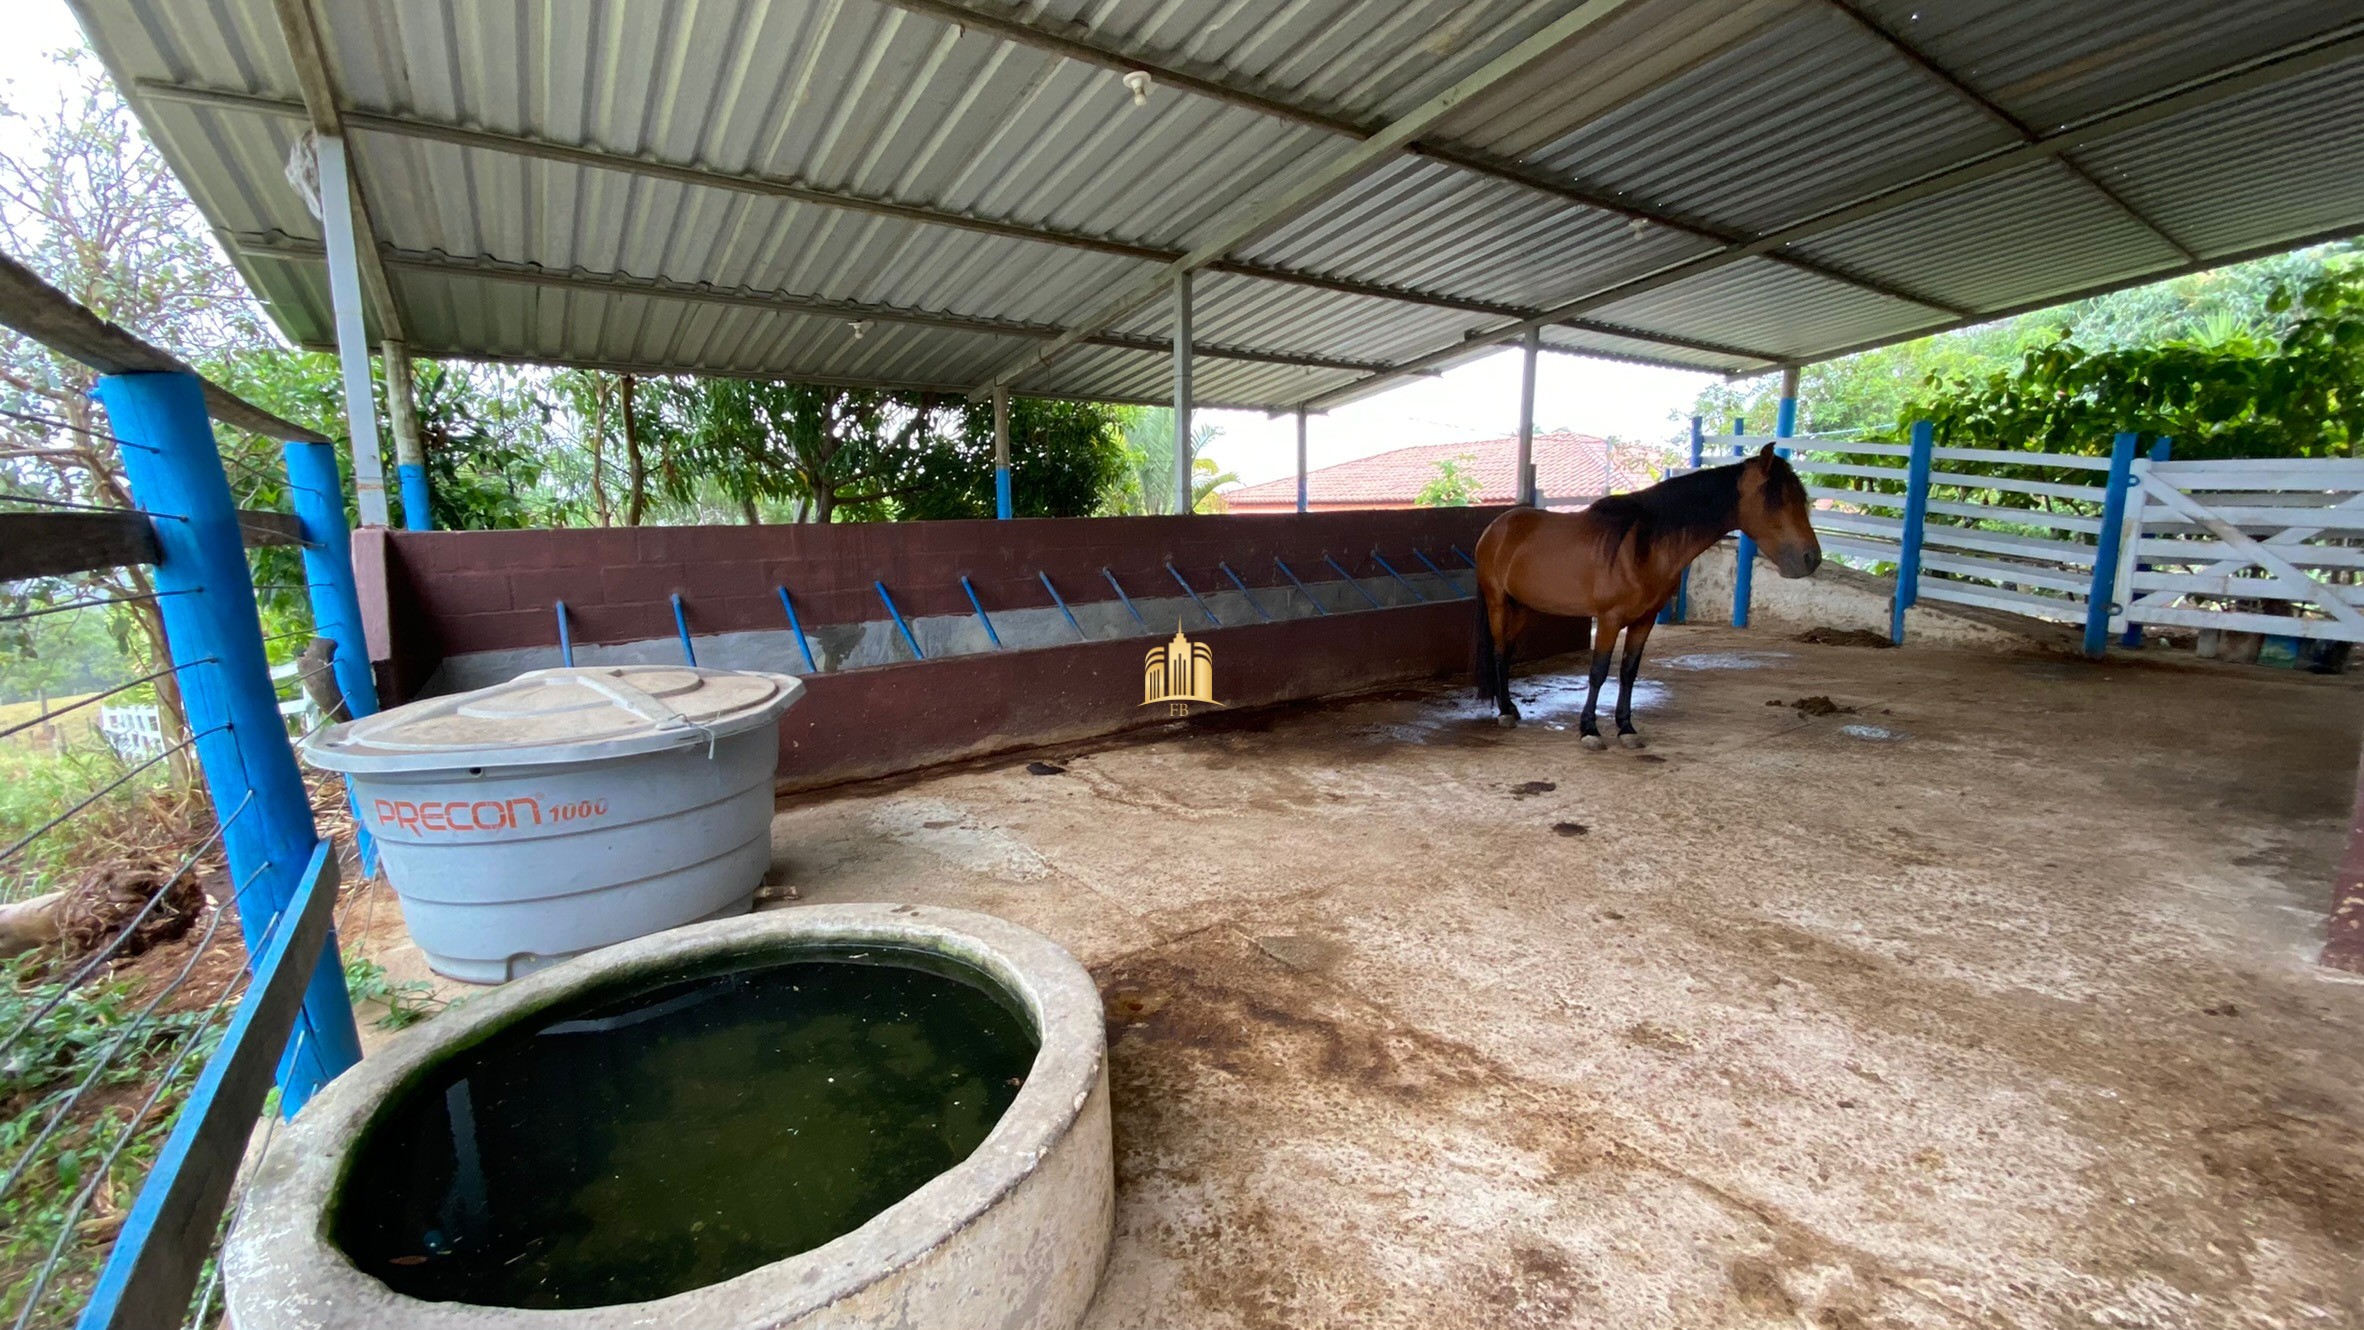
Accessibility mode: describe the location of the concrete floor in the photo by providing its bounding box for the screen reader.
[353,626,2364,1328]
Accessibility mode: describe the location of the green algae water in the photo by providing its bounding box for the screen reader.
[332,945,1039,1309]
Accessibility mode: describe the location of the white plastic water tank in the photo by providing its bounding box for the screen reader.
[304,665,804,984]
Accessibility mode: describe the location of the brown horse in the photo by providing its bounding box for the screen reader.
[1474,444,1821,748]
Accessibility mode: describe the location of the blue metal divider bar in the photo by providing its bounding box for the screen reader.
[670,593,697,666]
[555,600,575,666]
[1451,546,1476,569]
[93,370,360,1114]
[1411,548,1466,597]
[959,575,1005,649]
[1101,568,1151,634]
[1039,572,1087,639]
[78,840,342,1330]
[1218,561,1272,621]
[2083,431,2142,659]
[1368,550,1428,602]
[1888,421,1936,644]
[775,587,820,673]
[1273,558,1327,615]
[1166,563,1221,628]
[1323,555,1386,610]
[873,581,925,660]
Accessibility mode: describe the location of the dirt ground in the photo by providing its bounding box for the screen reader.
[353,626,2364,1328]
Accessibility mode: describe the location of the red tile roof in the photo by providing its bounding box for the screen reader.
[1224,431,1664,511]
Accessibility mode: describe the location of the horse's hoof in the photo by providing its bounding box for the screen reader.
[1579,733,1606,751]
[1619,733,1647,750]
[1496,714,1518,729]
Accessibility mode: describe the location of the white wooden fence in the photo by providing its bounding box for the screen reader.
[98,659,322,759]
[1694,425,2364,658]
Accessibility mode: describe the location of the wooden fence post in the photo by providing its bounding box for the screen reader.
[2083,431,2141,658]
[1889,421,1934,644]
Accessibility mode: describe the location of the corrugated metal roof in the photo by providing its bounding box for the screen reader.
[67,0,2364,411]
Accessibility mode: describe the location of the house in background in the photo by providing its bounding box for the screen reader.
[1223,430,1667,513]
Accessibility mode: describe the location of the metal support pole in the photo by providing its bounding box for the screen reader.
[1775,365,1801,439]
[313,135,389,528]
[1219,562,1273,621]
[1166,563,1221,628]
[1412,548,1467,597]
[2121,437,2172,647]
[1664,413,1702,628]
[1038,572,1087,639]
[283,439,381,870]
[1325,555,1386,610]
[2084,431,2141,659]
[992,386,1012,521]
[1890,421,1935,644]
[1517,327,1539,506]
[382,339,430,530]
[1102,568,1151,633]
[1294,406,1309,514]
[1172,272,1193,516]
[1731,417,1755,628]
[554,600,575,666]
[1369,551,1428,602]
[94,371,360,1116]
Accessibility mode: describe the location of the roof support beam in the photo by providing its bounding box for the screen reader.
[232,235,1409,377]
[266,0,404,342]
[1822,0,2201,263]
[148,81,1790,372]
[968,0,1647,395]
[870,0,1965,320]
[1296,26,2364,411]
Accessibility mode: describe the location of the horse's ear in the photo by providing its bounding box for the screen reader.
[1757,442,1778,462]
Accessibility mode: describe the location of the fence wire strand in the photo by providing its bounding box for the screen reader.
[0,726,219,871]
[0,658,215,745]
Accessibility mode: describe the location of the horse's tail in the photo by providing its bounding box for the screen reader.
[1473,592,1497,700]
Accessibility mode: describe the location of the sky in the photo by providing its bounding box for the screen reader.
[0,0,1739,484]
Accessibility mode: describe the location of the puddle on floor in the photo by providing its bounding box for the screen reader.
[1656,651,1792,671]
[1837,723,1908,742]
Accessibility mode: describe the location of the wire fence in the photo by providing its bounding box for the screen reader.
[1,373,372,1328]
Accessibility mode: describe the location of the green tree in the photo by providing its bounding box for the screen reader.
[1106,408,1233,514]
[1415,455,1479,507]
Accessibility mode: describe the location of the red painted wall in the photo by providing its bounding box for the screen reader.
[350,510,1589,791]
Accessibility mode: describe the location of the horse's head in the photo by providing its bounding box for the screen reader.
[1738,444,1821,578]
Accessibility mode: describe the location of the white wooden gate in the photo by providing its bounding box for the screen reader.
[2113,458,2364,644]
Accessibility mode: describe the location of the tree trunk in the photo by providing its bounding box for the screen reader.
[587,375,612,527]
[622,374,647,526]
[741,496,761,525]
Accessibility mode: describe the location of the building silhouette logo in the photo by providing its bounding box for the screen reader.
[1141,628,1220,716]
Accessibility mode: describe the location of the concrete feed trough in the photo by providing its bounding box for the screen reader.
[225,904,1113,1330]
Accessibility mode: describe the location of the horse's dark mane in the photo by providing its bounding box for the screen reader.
[1583,462,1744,558]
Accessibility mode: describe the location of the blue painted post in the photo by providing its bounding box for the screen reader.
[1166,563,1221,627]
[1218,561,1273,621]
[283,440,381,870]
[2120,437,2172,648]
[1101,568,1151,634]
[1273,558,1328,615]
[1039,572,1087,639]
[396,464,432,531]
[1731,417,1755,628]
[959,575,1004,649]
[94,371,360,1114]
[993,387,1013,520]
[2083,431,2141,659]
[670,593,697,666]
[873,581,925,660]
[1324,555,1386,610]
[1451,545,1476,570]
[775,587,819,672]
[555,600,575,666]
[1889,421,1935,644]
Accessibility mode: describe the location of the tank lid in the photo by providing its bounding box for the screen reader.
[302,665,804,772]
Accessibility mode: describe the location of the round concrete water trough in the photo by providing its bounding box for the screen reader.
[225,904,1113,1330]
